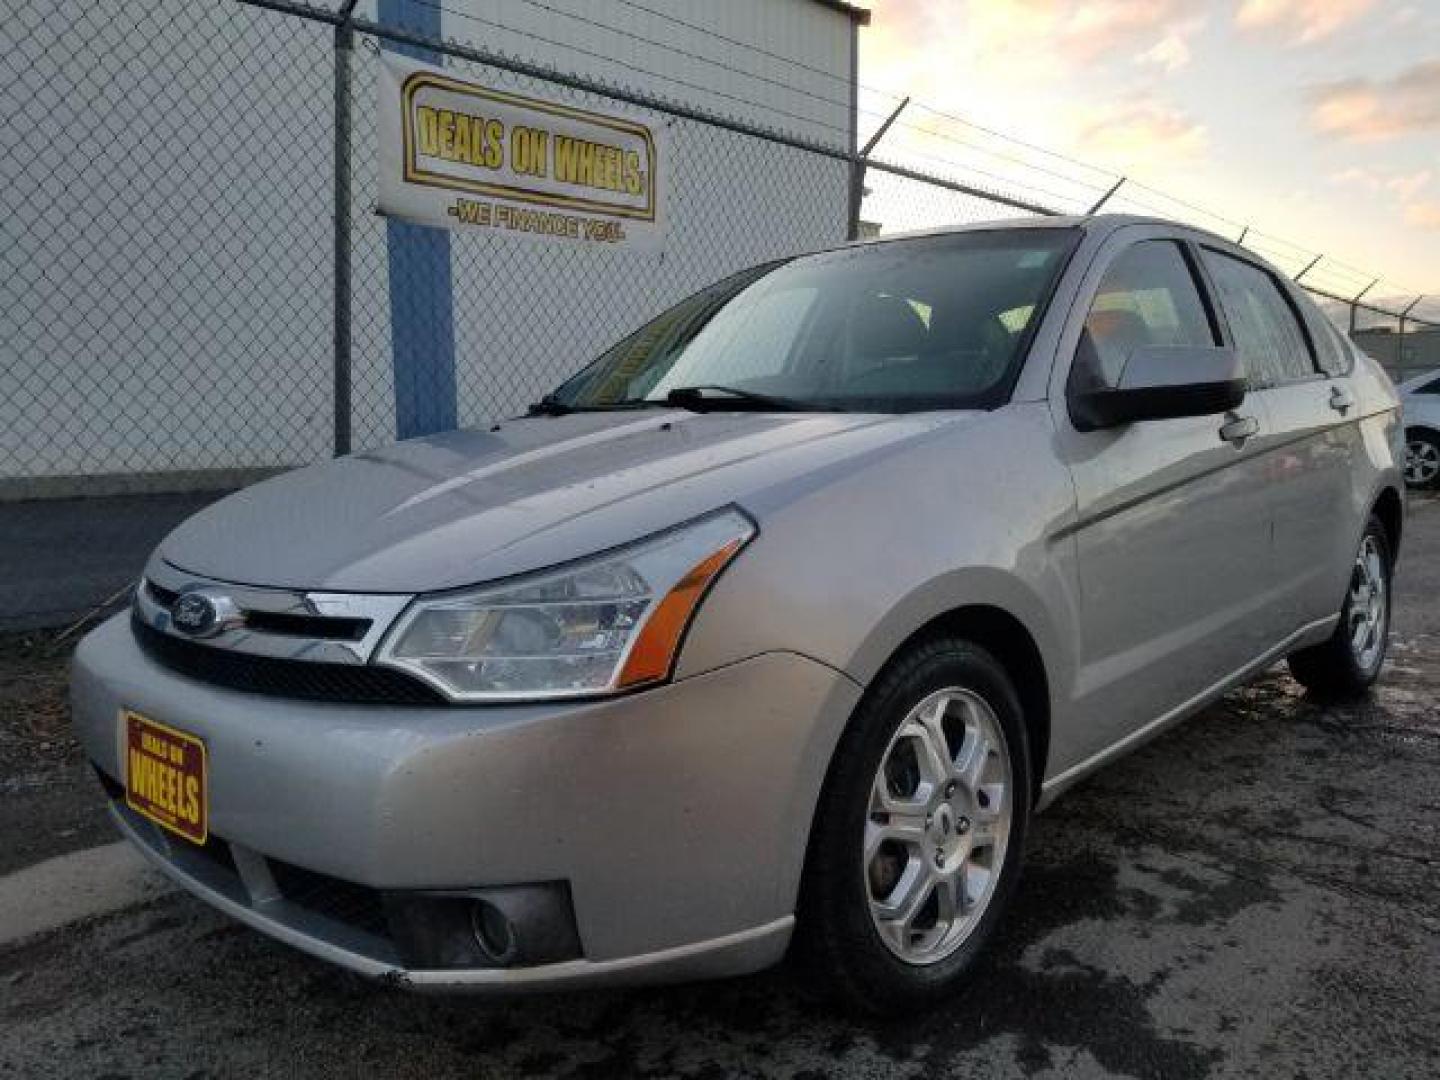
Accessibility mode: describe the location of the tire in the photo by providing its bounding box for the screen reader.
[796,637,1031,1016]
[1288,514,1392,699]
[1404,429,1440,490]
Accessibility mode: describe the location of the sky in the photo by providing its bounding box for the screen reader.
[857,0,1440,302]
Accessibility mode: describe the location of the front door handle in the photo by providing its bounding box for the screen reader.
[1329,385,1355,415]
[1218,413,1259,445]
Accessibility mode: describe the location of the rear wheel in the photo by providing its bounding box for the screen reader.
[1404,429,1440,489]
[1288,515,1391,699]
[797,637,1031,1015]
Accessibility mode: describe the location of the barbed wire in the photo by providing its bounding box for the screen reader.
[393,0,1431,313]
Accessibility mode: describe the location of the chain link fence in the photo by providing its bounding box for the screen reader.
[2,0,336,492]
[3,0,1437,502]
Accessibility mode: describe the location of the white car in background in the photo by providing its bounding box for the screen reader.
[1400,370,1440,488]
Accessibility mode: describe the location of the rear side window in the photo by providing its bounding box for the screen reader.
[1295,295,1353,377]
[1078,240,1217,388]
[1416,377,1440,396]
[1202,250,1317,387]
[1314,321,1353,377]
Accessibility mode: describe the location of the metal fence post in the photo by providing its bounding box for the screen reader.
[1398,296,1424,339]
[332,1,360,457]
[1086,176,1125,214]
[848,96,909,240]
[1398,296,1425,380]
[846,156,865,241]
[1293,253,1323,283]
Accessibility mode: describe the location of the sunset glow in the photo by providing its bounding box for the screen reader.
[859,1,1439,296]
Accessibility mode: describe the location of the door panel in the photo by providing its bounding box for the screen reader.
[1062,407,1278,760]
[1247,384,1361,628]
[1050,230,1278,768]
[1198,247,1362,633]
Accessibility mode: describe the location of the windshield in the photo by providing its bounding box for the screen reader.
[548,228,1078,414]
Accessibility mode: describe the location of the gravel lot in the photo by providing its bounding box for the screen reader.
[2,498,1437,1079]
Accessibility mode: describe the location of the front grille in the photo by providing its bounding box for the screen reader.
[244,610,370,641]
[145,580,370,641]
[268,858,391,937]
[132,616,445,705]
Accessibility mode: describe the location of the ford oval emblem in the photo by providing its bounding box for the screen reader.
[171,592,221,637]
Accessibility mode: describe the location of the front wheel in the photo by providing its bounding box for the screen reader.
[1288,515,1392,699]
[797,637,1031,1015]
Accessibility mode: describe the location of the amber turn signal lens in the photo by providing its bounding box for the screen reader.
[617,537,747,688]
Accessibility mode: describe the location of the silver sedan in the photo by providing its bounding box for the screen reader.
[72,215,1404,1013]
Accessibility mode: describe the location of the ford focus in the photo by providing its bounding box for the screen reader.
[72,215,1404,1012]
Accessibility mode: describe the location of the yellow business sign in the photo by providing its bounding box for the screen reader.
[379,56,666,248]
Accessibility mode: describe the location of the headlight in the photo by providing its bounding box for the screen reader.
[375,508,755,701]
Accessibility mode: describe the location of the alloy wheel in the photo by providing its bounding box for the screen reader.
[1348,534,1387,673]
[1404,439,1440,487]
[863,687,1012,965]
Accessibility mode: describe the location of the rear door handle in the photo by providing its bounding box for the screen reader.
[1218,413,1259,445]
[1329,385,1355,415]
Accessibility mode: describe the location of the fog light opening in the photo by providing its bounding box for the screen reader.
[471,899,519,965]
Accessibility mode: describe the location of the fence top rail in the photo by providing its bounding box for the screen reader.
[1303,285,1440,330]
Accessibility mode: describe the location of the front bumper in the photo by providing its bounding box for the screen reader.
[72,614,861,990]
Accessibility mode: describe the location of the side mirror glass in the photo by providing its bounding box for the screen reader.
[1070,342,1245,431]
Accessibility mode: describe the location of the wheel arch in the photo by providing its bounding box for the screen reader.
[915,606,1049,806]
[859,603,1053,808]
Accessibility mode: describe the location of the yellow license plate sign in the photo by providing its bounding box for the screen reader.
[123,710,208,845]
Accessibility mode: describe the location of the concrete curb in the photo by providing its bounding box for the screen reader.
[0,841,175,947]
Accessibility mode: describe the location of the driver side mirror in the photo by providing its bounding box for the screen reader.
[1070,343,1245,431]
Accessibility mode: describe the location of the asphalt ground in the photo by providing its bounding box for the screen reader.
[1,497,1437,1079]
[0,493,223,633]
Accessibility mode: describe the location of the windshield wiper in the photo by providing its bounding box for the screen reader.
[526,395,669,417]
[528,385,819,416]
[664,385,814,413]
[526,394,571,416]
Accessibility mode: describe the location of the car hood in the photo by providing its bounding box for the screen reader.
[159,409,980,592]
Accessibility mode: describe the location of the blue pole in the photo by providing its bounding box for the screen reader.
[378,0,457,439]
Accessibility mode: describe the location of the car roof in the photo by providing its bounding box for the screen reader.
[829,213,1333,333]
[848,213,1236,248]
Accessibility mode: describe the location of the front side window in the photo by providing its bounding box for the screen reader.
[1202,249,1316,387]
[549,229,1080,413]
[1074,240,1217,389]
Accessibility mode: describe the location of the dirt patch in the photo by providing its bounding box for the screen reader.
[0,631,112,875]
[0,632,79,777]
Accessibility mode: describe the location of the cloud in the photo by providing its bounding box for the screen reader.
[1331,168,1440,234]
[1078,99,1208,164]
[1331,166,1434,202]
[1309,60,1440,141]
[1235,0,1377,44]
[866,2,1198,85]
[1057,0,1189,59]
[1137,31,1192,71]
[1405,201,1440,230]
